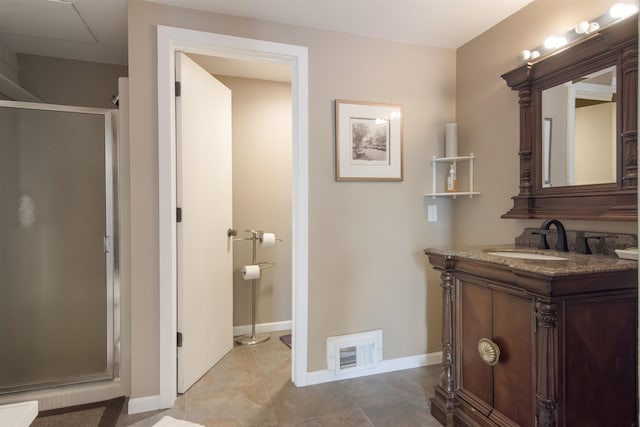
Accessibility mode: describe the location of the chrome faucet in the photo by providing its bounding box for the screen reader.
[537,219,569,252]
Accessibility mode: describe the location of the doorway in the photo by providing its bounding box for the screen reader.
[210,73,293,340]
[157,26,309,409]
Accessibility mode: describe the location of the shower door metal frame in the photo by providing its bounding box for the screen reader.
[0,100,120,394]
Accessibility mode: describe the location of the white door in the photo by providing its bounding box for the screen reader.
[176,52,233,393]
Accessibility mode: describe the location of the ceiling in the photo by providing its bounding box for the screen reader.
[0,0,535,68]
[0,0,128,65]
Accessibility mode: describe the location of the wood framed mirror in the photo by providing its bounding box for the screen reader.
[501,16,637,221]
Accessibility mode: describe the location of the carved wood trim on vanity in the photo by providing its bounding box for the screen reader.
[621,44,638,189]
[535,301,557,427]
[429,254,456,426]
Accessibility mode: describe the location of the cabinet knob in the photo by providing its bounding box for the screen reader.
[477,338,500,366]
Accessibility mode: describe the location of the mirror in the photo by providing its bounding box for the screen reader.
[501,17,637,221]
[542,66,617,187]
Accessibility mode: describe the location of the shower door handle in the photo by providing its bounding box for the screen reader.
[227,228,237,237]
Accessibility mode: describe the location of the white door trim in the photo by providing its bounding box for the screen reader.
[157,25,309,409]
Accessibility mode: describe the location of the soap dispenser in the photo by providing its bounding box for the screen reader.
[446,163,458,192]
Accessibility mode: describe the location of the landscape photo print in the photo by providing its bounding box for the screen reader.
[335,100,403,181]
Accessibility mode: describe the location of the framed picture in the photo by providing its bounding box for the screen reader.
[335,100,403,181]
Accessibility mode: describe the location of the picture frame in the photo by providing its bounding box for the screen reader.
[335,99,403,181]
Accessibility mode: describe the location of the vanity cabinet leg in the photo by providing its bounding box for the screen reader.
[535,301,558,427]
[431,260,456,426]
[621,45,637,189]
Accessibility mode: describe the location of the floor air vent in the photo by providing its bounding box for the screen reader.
[327,330,382,375]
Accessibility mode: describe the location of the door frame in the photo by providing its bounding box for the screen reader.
[157,26,309,408]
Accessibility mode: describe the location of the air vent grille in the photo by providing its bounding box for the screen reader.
[327,330,382,375]
[339,346,358,370]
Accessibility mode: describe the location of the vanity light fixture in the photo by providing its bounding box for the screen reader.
[517,1,638,63]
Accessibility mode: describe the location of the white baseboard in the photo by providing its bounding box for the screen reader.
[233,320,292,337]
[306,351,442,385]
[127,394,163,415]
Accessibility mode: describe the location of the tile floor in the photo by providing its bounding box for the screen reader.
[118,331,443,426]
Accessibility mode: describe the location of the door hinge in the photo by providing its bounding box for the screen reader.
[103,236,110,253]
[176,207,182,223]
[177,332,183,348]
[175,81,181,97]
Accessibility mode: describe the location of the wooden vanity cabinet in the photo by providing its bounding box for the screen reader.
[427,252,638,427]
[456,275,535,426]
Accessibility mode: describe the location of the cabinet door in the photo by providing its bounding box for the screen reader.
[563,295,637,426]
[458,279,535,426]
[492,291,535,426]
[459,280,493,411]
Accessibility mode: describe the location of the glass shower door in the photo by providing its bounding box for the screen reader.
[0,101,117,393]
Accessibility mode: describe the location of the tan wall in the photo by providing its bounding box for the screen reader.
[128,0,455,396]
[455,0,637,245]
[214,75,293,327]
[17,54,127,109]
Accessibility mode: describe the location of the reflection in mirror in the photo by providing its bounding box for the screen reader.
[542,66,616,187]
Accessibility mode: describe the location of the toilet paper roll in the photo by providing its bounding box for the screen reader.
[241,265,260,280]
[260,232,276,247]
[445,123,458,158]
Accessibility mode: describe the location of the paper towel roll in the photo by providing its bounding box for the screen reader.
[445,123,458,158]
[241,265,260,280]
[260,232,276,247]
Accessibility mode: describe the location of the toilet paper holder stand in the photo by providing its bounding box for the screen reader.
[232,229,280,345]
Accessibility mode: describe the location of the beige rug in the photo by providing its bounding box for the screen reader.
[153,416,204,427]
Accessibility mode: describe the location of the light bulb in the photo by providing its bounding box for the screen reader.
[544,36,557,49]
[610,3,628,18]
[556,36,568,48]
[587,22,600,33]
[530,50,540,59]
[610,2,638,18]
[520,50,531,61]
[575,21,590,34]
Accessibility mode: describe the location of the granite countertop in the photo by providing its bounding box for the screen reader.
[424,245,638,277]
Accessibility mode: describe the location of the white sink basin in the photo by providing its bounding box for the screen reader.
[487,251,569,261]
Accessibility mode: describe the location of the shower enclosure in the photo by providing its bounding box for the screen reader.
[0,100,119,394]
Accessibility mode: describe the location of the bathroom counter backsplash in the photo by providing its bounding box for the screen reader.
[424,244,637,277]
[515,227,637,256]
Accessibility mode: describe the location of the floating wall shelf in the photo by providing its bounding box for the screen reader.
[425,154,480,199]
